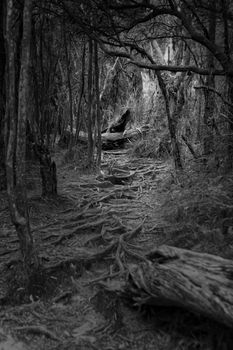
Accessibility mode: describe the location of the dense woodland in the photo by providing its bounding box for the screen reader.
[1,1,233,349]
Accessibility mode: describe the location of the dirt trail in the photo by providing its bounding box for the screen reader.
[0,151,177,350]
[1,151,226,350]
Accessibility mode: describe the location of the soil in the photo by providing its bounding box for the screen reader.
[0,148,233,350]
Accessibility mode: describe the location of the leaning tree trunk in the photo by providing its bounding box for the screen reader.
[6,0,38,273]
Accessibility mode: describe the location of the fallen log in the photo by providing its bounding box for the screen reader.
[101,125,150,150]
[78,125,150,150]
[103,245,233,328]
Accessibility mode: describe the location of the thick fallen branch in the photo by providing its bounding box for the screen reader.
[102,245,233,328]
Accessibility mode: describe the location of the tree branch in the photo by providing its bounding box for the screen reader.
[98,42,225,76]
[194,85,233,108]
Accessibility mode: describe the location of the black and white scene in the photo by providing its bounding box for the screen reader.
[0,1,233,349]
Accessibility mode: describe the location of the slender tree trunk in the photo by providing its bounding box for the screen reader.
[100,57,119,101]
[150,39,182,169]
[227,77,233,168]
[0,0,6,190]
[222,0,233,168]
[6,0,38,274]
[94,41,102,166]
[63,24,73,148]
[29,20,58,197]
[157,72,182,169]
[31,20,41,132]
[87,38,94,166]
[203,0,216,156]
[39,17,45,138]
[75,41,86,143]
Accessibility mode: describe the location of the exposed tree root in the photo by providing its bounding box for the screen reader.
[101,245,233,328]
[14,325,59,341]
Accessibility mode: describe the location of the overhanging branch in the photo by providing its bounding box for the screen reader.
[98,43,225,76]
[195,85,233,108]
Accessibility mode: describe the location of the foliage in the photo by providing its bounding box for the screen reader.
[161,162,233,256]
[130,131,171,159]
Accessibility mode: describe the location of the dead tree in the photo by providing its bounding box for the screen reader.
[105,245,233,328]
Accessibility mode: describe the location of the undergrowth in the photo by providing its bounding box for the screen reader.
[130,132,171,159]
[160,159,233,257]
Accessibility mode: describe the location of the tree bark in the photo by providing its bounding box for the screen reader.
[33,142,57,197]
[75,40,86,143]
[63,23,73,148]
[150,39,183,169]
[203,0,216,156]
[87,38,94,166]
[157,72,183,169]
[0,0,6,190]
[227,78,233,168]
[106,245,233,328]
[94,40,102,166]
[6,0,38,273]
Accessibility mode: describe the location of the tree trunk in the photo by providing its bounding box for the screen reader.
[150,39,183,169]
[63,23,73,148]
[75,40,86,143]
[94,40,102,166]
[0,0,6,190]
[106,245,233,328]
[227,77,233,168]
[87,38,94,166]
[203,1,216,157]
[33,142,57,197]
[6,0,38,273]
[157,72,183,169]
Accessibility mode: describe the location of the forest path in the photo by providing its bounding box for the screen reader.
[1,150,232,349]
[37,150,171,271]
[0,150,179,350]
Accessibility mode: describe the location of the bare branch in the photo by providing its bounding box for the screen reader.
[98,42,225,76]
[194,85,233,108]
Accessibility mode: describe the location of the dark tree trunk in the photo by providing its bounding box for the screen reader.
[203,0,216,156]
[6,0,38,274]
[33,143,57,197]
[94,40,102,166]
[75,41,86,143]
[157,72,182,169]
[63,23,73,148]
[0,0,6,190]
[149,39,183,169]
[227,78,233,168]
[87,38,94,166]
